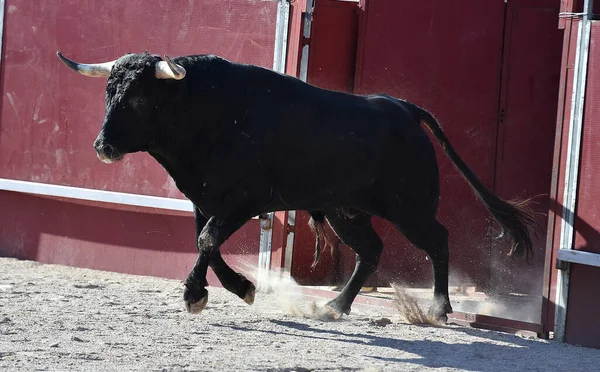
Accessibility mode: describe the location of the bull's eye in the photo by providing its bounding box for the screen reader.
[129,96,146,112]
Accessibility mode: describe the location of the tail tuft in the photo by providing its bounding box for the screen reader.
[485,196,543,263]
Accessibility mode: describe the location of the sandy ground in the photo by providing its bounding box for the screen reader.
[1,258,600,371]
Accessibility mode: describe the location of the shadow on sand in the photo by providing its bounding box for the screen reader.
[212,318,600,371]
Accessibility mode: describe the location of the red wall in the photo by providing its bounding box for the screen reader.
[0,0,278,281]
[0,0,278,198]
[0,192,260,284]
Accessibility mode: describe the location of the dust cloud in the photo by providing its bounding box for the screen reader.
[243,264,344,321]
[391,283,442,326]
[239,257,541,325]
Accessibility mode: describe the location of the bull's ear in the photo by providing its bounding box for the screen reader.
[155,55,186,80]
[56,51,115,78]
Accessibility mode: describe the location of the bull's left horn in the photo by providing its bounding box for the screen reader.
[56,51,115,78]
[155,55,186,80]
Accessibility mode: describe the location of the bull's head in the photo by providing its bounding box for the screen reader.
[57,51,187,163]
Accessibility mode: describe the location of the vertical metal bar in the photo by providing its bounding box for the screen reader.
[0,0,5,72]
[298,0,314,82]
[555,0,594,343]
[272,0,290,73]
[283,210,296,275]
[260,1,291,283]
[303,0,314,40]
[258,213,274,276]
[287,0,314,275]
[299,45,310,82]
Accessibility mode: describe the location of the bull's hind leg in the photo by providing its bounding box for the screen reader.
[322,209,383,317]
[394,217,452,322]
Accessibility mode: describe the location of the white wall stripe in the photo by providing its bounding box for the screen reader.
[0,177,194,212]
[0,178,265,219]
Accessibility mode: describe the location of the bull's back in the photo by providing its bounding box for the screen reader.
[203,61,439,204]
[245,76,431,196]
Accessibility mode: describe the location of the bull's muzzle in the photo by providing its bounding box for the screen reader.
[93,137,123,164]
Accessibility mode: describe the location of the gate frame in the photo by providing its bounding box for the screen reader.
[548,0,600,346]
[281,0,571,340]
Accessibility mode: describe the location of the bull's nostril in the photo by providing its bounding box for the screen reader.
[102,144,115,158]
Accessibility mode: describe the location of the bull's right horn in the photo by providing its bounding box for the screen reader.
[155,55,186,80]
[56,51,116,78]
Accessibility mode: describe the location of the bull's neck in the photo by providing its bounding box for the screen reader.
[146,63,231,185]
[147,120,213,183]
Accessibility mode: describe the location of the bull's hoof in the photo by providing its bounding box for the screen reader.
[322,299,351,320]
[428,310,448,324]
[183,285,208,314]
[428,298,453,324]
[186,296,208,314]
[235,277,256,306]
[244,288,256,305]
[318,304,344,320]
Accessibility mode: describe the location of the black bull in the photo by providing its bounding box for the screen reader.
[57,51,540,321]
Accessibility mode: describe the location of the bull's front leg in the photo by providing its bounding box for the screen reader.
[184,209,253,314]
[191,207,256,307]
[209,252,256,305]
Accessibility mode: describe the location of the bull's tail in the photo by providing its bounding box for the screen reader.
[406,101,542,262]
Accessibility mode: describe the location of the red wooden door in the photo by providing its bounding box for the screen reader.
[488,0,563,327]
[491,0,563,299]
[351,0,507,289]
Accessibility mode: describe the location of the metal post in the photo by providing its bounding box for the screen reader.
[259,0,291,284]
[555,0,594,343]
[299,0,314,82]
[283,210,296,274]
[272,0,290,73]
[0,0,5,72]
[258,213,274,278]
[283,0,314,276]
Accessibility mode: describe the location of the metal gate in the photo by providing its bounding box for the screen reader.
[286,0,563,336]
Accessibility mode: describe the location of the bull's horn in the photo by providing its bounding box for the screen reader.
[56,51,115,78]
[155,55,186,80]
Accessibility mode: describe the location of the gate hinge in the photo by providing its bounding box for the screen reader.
[555,258,569,271]
[259,214,272,230]
[301,34,311,47]
[285,223,295,234]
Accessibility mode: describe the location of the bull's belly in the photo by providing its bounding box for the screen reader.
[266,174,378,214]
